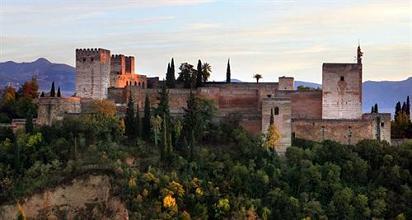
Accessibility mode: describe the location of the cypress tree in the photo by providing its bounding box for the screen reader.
[196,59,203,88]
[57,87,61,97]
[402,102,407,114]
[40,91,45,97]
[125,97,136,140]
[50,81,55,97]
[161,112,172,162]
[136,104,141,138]
[156,83,170,119]
[166,63,172,88]
[183,90,199,158]
[395,101,401,122]
[407,96,410,117]
[142,94,151,139]
[371,106,374,113]
[169,58,176,88]
[374,103,378,113]
[270,108,274,125]
[25,110,33,133]
[226,58,231,83]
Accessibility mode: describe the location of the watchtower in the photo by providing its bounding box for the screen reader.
[322,46,363,119]
[75,48,111,99]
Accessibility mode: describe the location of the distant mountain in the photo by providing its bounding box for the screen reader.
[0,58,75,95]
[363,77,412,114]
[295,81,321,89]
[1,58,410,115]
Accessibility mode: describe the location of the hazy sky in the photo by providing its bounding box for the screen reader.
[1,0,411,83]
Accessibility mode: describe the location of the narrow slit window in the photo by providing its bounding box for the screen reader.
[340,76,344,81]
[274,107,279,115]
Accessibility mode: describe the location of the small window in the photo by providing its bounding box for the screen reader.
[381,122,384,127]
[91,58,94,62]
[134,81,137,86]
[340,76,344,81]
[274,107,279,115]
[83,58,86,62]
[267,94,271,98]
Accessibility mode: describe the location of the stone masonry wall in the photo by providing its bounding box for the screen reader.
[322,63,362,119]
[76,48,111,99]
[291,91,322,119]
[108,83,280,134]
[292,118,374,145]
[262,97,292,153]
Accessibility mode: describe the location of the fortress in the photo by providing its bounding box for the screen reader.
[37,46,391,153]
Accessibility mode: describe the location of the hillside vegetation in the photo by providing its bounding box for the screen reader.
[0,81,411,219]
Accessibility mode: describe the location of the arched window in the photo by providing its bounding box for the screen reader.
[134,81,137,86]
[340,76,344,81]
[274,107,279,115]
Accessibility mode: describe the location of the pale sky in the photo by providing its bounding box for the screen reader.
[1,0,411,83]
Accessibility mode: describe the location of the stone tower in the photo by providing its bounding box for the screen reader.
[75,48,111,99]
[322,46,363,119]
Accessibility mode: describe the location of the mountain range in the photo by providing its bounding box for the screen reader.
[0,58,410,114]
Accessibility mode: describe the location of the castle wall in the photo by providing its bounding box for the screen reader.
[292,118,375,145]
[322,63,362,119]
[291,91,322,119]
[362,113,391,144]
[125,56,135,74]
[110,55,126,86]
[278,77,294,91]
[76,48,111,99]
[108,83,279,134]
[262,97,292,154]
[37,97,66,126]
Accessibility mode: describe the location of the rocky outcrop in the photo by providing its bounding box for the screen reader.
[0,175,128,220]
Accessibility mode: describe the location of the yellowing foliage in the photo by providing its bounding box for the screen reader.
[168,181,185,198]
[265,123,281,150]
[90,100,117,117]
[163,194,177,210]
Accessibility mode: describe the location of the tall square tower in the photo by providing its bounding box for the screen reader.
[321,46,363,119]
[75,48,111,99]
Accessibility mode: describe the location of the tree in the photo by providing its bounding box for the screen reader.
[202,63,211,83]
[25,110,34,133]
[90,100,117,117]
[22,77,39,99]
[183,91,199,158]
[226,59,231,83]
[166,62,176,88]
[155,83,170,119]
[196,59,203,88]
[57,87,61,97]
[395,102,401,121]
[177,63,195,88]
[161,112,172,162]
[40,92,45,97]
[2,86,16,105]
[374,103,378,113]
[142,94,151,139]
[406,96,410,117]
[264,109,281,150]
[151,115,162,148]
[50,82,56,97]
[136,104,141,138]
[125,97,136,140]
[170,58,176,86]
[254,74,262,84]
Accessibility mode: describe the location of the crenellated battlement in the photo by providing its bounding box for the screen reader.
[76,48,110,60]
